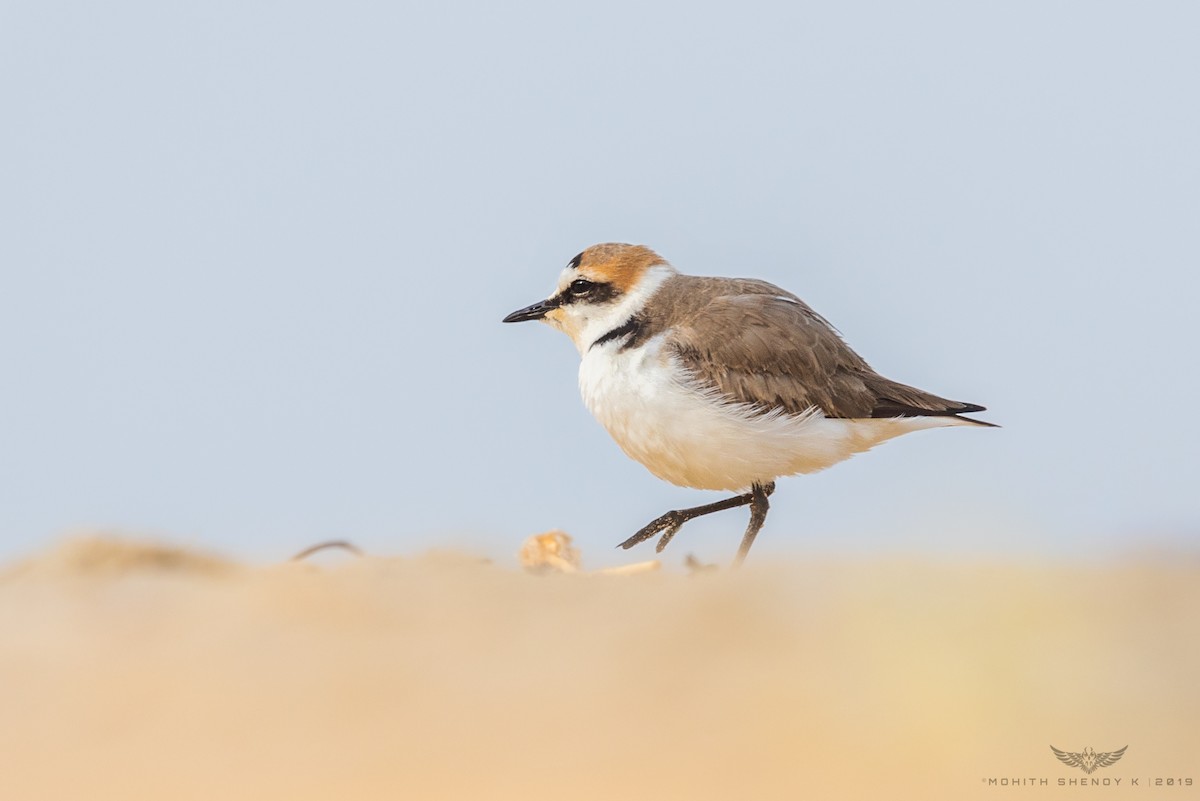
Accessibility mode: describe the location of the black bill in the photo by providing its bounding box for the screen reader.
[502,298,558,323]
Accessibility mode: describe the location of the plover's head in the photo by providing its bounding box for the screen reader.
[502,243,674,352]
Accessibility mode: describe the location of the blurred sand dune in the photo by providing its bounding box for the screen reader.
[1,536,1197,800]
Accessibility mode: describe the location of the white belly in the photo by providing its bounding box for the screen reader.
[578,338,967,491]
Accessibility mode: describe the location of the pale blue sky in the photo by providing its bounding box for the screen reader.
[2,1,1197,566]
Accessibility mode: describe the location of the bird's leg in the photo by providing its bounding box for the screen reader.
[618,493,754,551]
[617,482,777,557]
[732,481,774,567]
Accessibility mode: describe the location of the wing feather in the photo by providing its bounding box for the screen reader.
[661,281,985,420]
[1095,746,1128,768]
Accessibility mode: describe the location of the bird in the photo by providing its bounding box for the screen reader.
[502,243,994,566]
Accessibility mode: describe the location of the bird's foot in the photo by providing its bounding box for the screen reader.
[655,526,681,553]
[617,510,684,550]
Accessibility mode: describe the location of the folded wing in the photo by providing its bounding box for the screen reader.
[663,281,989,423]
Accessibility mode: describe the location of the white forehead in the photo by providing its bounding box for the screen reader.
[553,265,576,293]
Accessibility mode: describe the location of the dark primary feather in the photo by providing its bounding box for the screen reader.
[650,276,989,422]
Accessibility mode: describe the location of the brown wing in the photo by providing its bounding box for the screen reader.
[659,278,987,421]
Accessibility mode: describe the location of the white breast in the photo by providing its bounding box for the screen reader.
[579,338,970,492]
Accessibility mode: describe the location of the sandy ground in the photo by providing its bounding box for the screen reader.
[1,537,1197,801]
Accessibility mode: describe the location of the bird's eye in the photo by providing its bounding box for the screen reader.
[569,279,595,296]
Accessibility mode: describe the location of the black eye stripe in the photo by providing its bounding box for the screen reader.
[558,280,618,306]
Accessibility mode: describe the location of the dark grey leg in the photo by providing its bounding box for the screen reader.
[618,481,776,566]
[733,482,773,567]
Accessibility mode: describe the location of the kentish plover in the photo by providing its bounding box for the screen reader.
[504,244,993,565]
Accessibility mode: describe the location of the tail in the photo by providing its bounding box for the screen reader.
[946,413,999,428]
[865,376,999,428]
